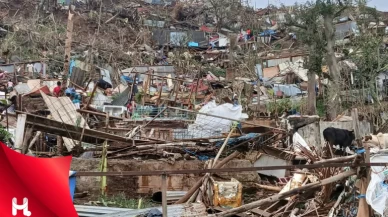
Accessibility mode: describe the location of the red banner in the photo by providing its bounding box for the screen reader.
[0,143,78,217]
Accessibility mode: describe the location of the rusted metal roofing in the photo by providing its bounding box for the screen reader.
[75,205,133,217]
[98,203,208,217]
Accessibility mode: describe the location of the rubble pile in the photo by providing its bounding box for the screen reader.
[1,0,388,216]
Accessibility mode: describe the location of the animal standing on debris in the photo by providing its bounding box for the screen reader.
[323,127,355,155]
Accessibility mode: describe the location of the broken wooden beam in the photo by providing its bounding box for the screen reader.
[77,109,123,120]
[313,154,358,164]
[255,184,281,192]
[17,111,147,144]
[14,114,27,153]
[28,131,42,150]
[175,151,241,204]
[214,170,356,217]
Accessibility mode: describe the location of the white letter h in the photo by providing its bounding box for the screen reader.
[12,198,31,216]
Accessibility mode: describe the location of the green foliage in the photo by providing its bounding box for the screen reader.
[0,126,12,143]
[350,34,388,83]
[316,98,326,117]
[205,67,226,77]
[285,1,326,76]
[266,98,301,114]
[99,193,154,209]
[135,91,144,104]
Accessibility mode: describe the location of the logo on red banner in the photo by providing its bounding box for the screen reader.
[0,142,78,216]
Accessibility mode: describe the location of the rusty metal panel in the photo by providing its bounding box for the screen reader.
[97,203,207,217]
[213,178,243,208]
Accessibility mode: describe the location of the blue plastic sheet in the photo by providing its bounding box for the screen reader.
[183,148,213,161]
[260,29,276,36]
[215,133,260,147]
[69,171,77,201]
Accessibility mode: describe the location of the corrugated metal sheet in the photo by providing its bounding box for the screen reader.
[122,65,175,74]
[100,68,112,85]
[255,64,263,78]
[122,66,175,83]
[170,32,188,46]
[70,67,87,87]
[291,56,304,63]
[143,0,173,5]
[98,203,208,217]
[272,84,305,97]
[92,89,112,107]
[152,29,207,46]
[41,92,89,151]
[144,20,165,27]
[335,21,358,39]
[111,86,130,106]
[267,57,291,67]
[75,205,132,217]
[14,83,31,94]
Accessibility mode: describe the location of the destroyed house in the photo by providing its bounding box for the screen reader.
[152,29,208,48]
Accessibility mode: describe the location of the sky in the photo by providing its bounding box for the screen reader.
[250,0,388,12]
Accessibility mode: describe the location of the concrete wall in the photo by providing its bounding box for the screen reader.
[71,158,259,198]
[297,122,320,150]
[297,120,371,151]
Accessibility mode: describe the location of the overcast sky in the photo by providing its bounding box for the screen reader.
[250,0,387,11]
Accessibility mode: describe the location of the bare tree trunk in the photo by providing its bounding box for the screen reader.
[307,70,316,115]
[323,15,341,120]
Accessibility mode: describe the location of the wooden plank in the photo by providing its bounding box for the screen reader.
[162,174,167,217]
[15,114,27,153]
[251,208,272,217]
[18,111,148,144]
[63,8,74,82]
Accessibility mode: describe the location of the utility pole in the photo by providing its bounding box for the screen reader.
[63,6,75,84]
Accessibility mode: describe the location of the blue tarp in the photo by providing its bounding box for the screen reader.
[215,133,260,147]
[69,171,77,201]
[69,60,75,75]
[183,148,213,161]
[188,42,199,47]
[260,29,276,37]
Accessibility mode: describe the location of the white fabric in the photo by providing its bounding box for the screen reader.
[366,154,388,215]
[186,100,242,138]
[292,132,312,153]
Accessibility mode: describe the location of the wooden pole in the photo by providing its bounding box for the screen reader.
[14,114,27,153]
[255,184,281,192]
[313,154,358,164]
[157,77,165,106]
[28,131,42,150]
[21,127,33,154]
[162,174,168,217]
[57,136,63,155]
[84,82,98,110]
[215,170,356,217]
[63,7,74,83]
[77,109,122,120]
[212,127,235,167]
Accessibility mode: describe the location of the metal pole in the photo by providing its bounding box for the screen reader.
[162,174,167,217]
[75,162,384,177]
